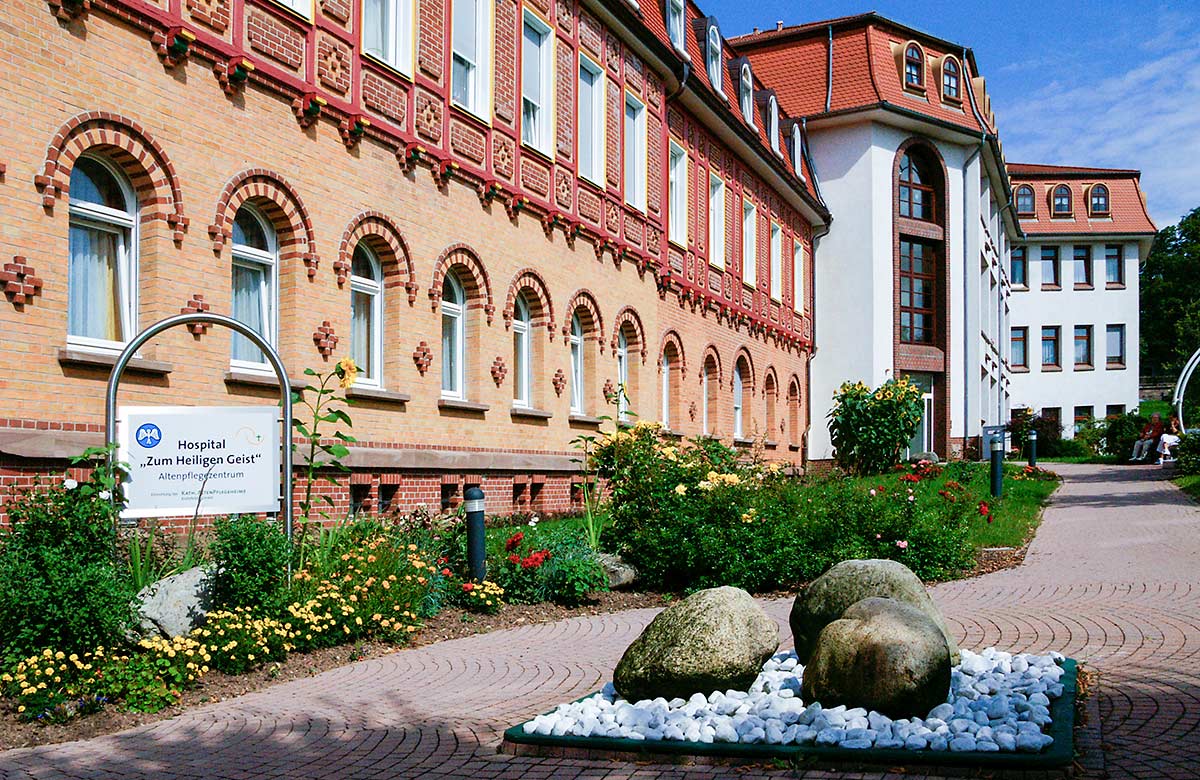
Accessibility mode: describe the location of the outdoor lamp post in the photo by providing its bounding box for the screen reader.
[465,486,486,582]
[990,436,1004,498]
[1028,429,1038,468]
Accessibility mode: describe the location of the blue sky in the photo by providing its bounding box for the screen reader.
[709,1,1200,228]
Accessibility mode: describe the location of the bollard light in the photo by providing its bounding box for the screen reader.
[464,486,487,583]
[990,436,1004,498]
[1028,429,1038,468]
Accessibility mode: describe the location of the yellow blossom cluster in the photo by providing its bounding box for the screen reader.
[697,471,743,491]
[461,580,504,614]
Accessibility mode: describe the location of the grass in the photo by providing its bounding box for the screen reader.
[1036,455,1120,465]
[1175,474,1200,503]
[1140,399,1174,418]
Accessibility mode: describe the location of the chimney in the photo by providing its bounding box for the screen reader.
[753,26,759,34]
[776,20,783,30]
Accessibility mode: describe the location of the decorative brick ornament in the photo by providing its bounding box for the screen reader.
[180,293,211,336]
[339,114,371,149]
[413,342,433,375]
[313,321,338,358]
[552,368,566,397]
[152,26,196,68]
[689,401,698,421]
[602,378,617,404]
[292,93,326,129]
[215,57,254,95]
[490,356,507,387]
[2,258,43,308]
[46,0,89,21]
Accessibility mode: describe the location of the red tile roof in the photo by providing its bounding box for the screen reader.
[1008,164,1156,236]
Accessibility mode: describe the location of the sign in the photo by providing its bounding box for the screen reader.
[118,406,281,518]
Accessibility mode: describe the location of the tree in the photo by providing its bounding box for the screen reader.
[1141,207,1200,378]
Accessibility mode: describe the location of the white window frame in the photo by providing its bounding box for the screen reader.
[790,124,805,179]
[792,241,804,314]
[666,0,685,52]
[616,329,630,421]
[362,0,414,76]
[451,0,492,119]
[441,272,466,399]
[706,25,724,97]
[702,364,711,434]
[512,294,532,408]
[67,155,138,353]
[660,350,671,428]
[271,0,312,19]
[521,11,553,155]
[668,140,688,247]
[739,64,754,127]
[577,55,605,185]
[349,243,384,387]
[767,95,780,154]
[569,313,585,414]
[229,205,278,374]
[623,92,647,212]
[769,222,782,301]
[708,173,725,269]
[742,199,757,286]
[732,365,744,439]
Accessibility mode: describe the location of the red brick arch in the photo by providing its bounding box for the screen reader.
[700,344,724,386]
[733,346,756,394]
[658,329,687,375]
[429,243,495,324]
[563,290,605,353]
[37,111,188,240]
[209,169,318,277]
[503,268,555,340]
[610,306,647,363]
[339,211,417,304]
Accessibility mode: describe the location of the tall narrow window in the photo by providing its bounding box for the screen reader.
[1105,244,1124,286]
[1106,324,1126,367]
[1074,325,1093,367]
[68,156,137,349]
[275,0,312,17]
[1011,327,1028,369]
[1041,246,1060,288]
[363,0,413,75]
[441,271,466,398]
[1041,326,1060,368]
[1089,184,1110,215]
[623,93,647,211]
[942,57,960,100]
[350,243,383,385]
[230,205,277,368]
[792,241,804,313]
[899,239,935,343]
[708,173,725,269]
[764,373,777,440]
[1010,246,1028,287]
[1015,185,1034,215]
[899,152,935,221]
[577,56,604,184]
[769,222,782,300]
[660,349,671,428]
[569,313,585,413]
[666,0,685,50]
[741,200,757,285]
[616,329,630,421]
[451,0,489,116]
[767,95,780,153]
[702,355,718,434]
[732,363,744,439]
[668,141,687,246]
[790,124,805,178]
[739,65,754,127]
[1052,184,1072,216]
[1073,245,1093,288]
[706,25,723,96]
[512,294,532,408]
[904,44,923,87]
[521,13,552,153]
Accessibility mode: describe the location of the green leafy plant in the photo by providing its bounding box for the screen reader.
[208,514,291,611]
[292,358,359,553]
[828,378,925,475]
[1102,412,1148,459]
[1177,434,1200,474]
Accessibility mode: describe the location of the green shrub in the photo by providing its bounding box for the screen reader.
[491,527,607,606]
[1054,438,1091,458]
[209,515,291,611]
[1103,412,1148,458]
[1008,410,1067,457]
[1177,434,1200,474]
[1072,418,1107,456]
[828,379,925,475]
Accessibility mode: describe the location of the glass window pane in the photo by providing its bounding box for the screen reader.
[352,244,377,281]
[578,65,597,178]
[364,0,386,58]
[351,289,373,378]
[454,0,476,61]
[441,311,459,394]
[232,263,267,363]
[70,157,126,211]
[233,209,269,251]
[68,224,121,341]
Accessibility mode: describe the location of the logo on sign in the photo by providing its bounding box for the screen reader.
[135,423,163,448]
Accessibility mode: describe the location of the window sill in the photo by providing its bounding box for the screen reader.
[668,237,687,251]
[568,413,602,427]
[520,141,554,165]
[733,437,754,448]
[345,385,411,405]
[1041,285,1062,292]
[1074,284,1094,291]
[764,439,778,449]
[438,398,489,414]
[58,348,173,376]
[1074,364,1095,372]
[263,0,313,23]
[1105,283,1126,290]
[361,51,414,83]
[511,406,552,420]
[661,428,684,439]
[788,443,802,452]
[1106,362,1127,371]
[1011,284,1030,292]
[1041,365,1062,373]
[1011,366,1030,373]
[225,370,302,389]
[449,101,491,130]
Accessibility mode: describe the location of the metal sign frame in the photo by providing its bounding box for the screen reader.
[104,313,294,556]
[1174,346,1200,430]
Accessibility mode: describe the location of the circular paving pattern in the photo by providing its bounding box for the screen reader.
[1,464,1196,779]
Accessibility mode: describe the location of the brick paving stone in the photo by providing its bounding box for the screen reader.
[1,464,1197,779]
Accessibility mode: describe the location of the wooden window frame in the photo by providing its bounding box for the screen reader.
[904,43,924,89]
[1015,185,1035,216]
[899,239,936,345]
[1011,326,1029,370]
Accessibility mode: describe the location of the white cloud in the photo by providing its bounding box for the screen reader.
[994,15,1200,228]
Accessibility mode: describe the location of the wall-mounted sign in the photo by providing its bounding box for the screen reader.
[118,406,281,518]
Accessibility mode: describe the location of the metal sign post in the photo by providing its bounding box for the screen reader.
[104,313,294,568]
[1173,347,1200,430]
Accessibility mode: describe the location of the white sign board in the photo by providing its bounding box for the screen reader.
[118,406,281,518]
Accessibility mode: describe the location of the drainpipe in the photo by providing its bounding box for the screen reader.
[963,138,983,457]
[667,61,691,102]
[825,26,833,113]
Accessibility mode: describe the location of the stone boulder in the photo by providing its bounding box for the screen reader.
[613,586,778,702]
[790,558,958,664]
[137,566,213,638]
[597,553,637,589]
[800,596,952,718]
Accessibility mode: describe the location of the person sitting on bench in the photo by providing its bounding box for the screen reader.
[1157,417,1182,465]
[1130,413,1163,463]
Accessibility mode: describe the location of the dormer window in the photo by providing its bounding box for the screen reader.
[739,64,754,127]
[666,0,685,51]
[1015,184,1035,215]
[706,24,724,96]
[790,123,805,179]
[1052,184,1072,217]
[767,95,780,153]
[904,44,924,88]
[942,57,960,100]
[1089,184,1110,215]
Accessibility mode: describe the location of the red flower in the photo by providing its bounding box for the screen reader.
[508,554,521,565]
[977,501,990,516]
[987,514,994,524]
[520,549,552,569]
[461,582,475,592]
[945,480,963,491]
[900,473,921,483]
[505,531,525,552]
[441,568,452,577]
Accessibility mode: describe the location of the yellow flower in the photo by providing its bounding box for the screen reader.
[337,356,358,388]
[674,484,687,495]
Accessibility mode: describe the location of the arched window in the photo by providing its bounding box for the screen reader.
[767,96,780,153]
[899,149,938,221]
[764,373,777,441]
[569,312,585,414]
[512,293,532,408]
[661,349,672,427]
[665,0,685,50]
[706,25,724,96]
[230,204,277,368]
[790,124,805,178]
[942,57,960,100]
[732,360,746,438]
[1089,184,1110,215]
[1052,184,1072,216]
[350,243,382,386]
[904,44,924,88]
[1015,185,1035,215]
[739,64,754,127]
[702,354,719,435]
[787,378,801,446]
[68,156,137,348]
[616,329,630,421]
[441,270,466,398]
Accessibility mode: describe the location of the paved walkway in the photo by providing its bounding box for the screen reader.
[1,464,1197,779]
